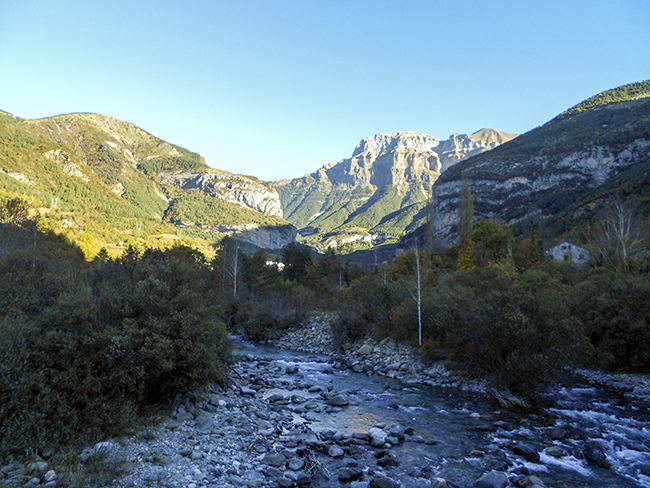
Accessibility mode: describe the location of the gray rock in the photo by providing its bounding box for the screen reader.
[583,446,610,468]
[240,386,257,396]
[430,478,449,488]
[358,344,373,355]
[338,467,364,482]
[544,445,565,458]
[370,476,399,488]
[511,443,539,463]
[195,412,214,432]
[277,477,293,487]
[328,445,345,458]
[27,462,48,474]
[329,394,349,406]
[262,452,287,467]
[368,427,387,447]
[286,365,299,374]
[288,458,305,470]
[43,471,57,483]
[524,475,546,487]
[388,424,405,441]
[175,409,194,422]
[474,471,508,488]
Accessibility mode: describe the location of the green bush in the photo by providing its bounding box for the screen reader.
[434,267,590,396]
[572,269,650,372]
[229,281,316,341]
[0,239,231,456]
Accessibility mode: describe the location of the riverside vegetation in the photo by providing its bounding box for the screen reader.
[1,190,650,485]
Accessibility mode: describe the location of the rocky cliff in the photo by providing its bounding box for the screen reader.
[273,129,516,249]
[160,170,283,218]
[430,93,650,242]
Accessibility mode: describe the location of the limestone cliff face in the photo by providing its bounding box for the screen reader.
[273,129,516,244]
[213,224,297,250]
[430,96,650,242]
[160,170,283,218]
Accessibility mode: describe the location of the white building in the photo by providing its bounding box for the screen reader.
[546,241,591,267]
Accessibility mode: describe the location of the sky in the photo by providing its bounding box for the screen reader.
[1,1,649,181]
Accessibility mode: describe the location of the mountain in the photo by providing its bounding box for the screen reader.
[429,80,650,243]
[0,111,295,256]
[273,129,516,250]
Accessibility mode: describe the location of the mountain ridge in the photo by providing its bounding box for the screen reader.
[0,110,294,256]
[273,128,516,250]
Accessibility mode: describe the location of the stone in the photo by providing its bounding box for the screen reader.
[195,412,214,433]
[368,427,387,447]
[295,472,311,485]
[370,476,399,488]
[524,475,546,487]
[545,445,565,458]
[547,427,566,440]
[277,477,293,487]
[286,365,299,374]
[377,454,398,468]
[288,458,305,471]
[338,467,363,482]
[175,410,194,422]
[43,470,57,483]
[388,424,405,441]
[430,478,449,488]
[27,462,48,474]
[262,452,287,467]
[357,344,374,355]
[474,471,508,488]
[329,394,349,406]
[511,443,539,463]
[328,445,345,458]
[583,446,610,468]
[240,386,257,396]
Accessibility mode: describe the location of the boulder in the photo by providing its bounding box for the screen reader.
[370,476,400,488]
[358,344,374,355]
[430,478,449,488]
[329,394,349,406]
[511,443,539,463]
[583,446,610,469]
[474,471,508,488]
[262,452,287,467]
[368,427,387,447]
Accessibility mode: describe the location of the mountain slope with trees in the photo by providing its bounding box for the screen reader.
[429,80,650,243]
[0,111,292,256]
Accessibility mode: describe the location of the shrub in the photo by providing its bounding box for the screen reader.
[0,240,231,456]
[432,266,589,396]
[572,269,650,372]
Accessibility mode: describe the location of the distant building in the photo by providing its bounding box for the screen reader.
[546,241,591,267]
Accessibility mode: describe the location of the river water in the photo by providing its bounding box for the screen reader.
[235,337,650,488]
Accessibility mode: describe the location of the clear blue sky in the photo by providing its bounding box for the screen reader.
[1,1,649,181]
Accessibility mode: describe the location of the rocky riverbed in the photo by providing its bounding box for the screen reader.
[3,312,650,488]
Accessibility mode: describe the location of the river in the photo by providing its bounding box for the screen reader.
[235,336,650,488]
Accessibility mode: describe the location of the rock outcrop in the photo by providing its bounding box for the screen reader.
[160,170,283,218]
[214,223,297,250]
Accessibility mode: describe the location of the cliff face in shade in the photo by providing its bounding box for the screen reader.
[429,95,650,243]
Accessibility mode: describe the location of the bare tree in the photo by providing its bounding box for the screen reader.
[596,198,648,272]
[405,247,423,346]
[215,237,243,296]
